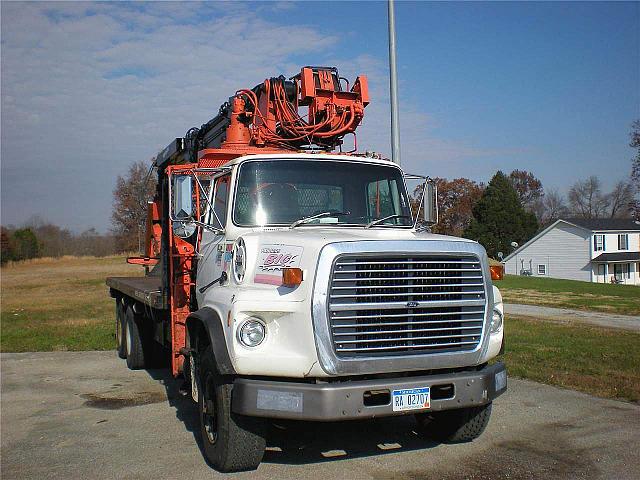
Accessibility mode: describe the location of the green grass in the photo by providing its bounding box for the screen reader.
[503,316,640,403]
[499,274,640,315]
[1,255,141,352]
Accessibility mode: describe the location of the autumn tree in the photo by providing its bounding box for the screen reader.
[431,178,484,237]
[463,171,538,258]
[508,170,543,211]
[111,160,157,252]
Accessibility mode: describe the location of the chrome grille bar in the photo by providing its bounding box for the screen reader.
[327,254,487,357]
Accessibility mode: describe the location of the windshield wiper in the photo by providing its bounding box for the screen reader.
[290,211,350,229]
[365,214,412,229]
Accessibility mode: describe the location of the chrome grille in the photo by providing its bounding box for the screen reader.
[328,254,486,357]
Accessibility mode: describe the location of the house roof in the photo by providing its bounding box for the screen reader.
[592,252,640,263]
[564,218,640,232]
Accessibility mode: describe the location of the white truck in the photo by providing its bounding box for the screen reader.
[107,67,506,473]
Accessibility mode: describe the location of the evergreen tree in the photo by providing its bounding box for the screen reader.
[10,228,41,261]
[464,171,538,258]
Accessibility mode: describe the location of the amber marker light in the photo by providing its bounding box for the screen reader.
[282,268,303,287]
[490,265,504,281]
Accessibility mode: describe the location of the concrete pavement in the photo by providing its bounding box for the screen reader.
[2,351,639,479]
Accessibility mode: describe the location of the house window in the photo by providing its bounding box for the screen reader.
[613,263,631,282]
[594,234,605,251]
[618,234,628,250]
[537,264,546,275]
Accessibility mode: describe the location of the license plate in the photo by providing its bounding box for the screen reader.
[392,387,430,412]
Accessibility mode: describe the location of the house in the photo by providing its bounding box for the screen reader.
[502,218,640,285]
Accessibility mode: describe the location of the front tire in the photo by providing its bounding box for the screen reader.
[415,403,492,443]
[198,347,266,472]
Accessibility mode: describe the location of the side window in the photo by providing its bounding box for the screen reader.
[537,264,546,275]
[211,175,230,228]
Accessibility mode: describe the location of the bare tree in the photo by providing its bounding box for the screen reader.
[607,181,634,218]
[540,188,569,225]
[111,160,157,253]
[568,176,609,218]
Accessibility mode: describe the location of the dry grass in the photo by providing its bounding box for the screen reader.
[1,255,142,352]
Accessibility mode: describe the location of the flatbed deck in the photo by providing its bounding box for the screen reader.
[106,276,166,310]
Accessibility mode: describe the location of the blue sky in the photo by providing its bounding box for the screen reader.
[1,1,638,231]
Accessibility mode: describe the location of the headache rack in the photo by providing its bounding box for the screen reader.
[327,254,486,357]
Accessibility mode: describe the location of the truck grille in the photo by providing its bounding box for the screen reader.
[328,254,486,357]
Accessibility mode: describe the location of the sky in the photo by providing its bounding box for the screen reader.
[1,1,638,232]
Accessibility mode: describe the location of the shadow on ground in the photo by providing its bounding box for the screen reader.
[143,366,439,467]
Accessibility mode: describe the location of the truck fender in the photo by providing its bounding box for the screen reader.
[186,307,235,375]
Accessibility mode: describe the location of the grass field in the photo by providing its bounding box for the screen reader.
[2,257,639,402]
[502,316,640,403]
[499,274,640,316]
[1,256,141,352]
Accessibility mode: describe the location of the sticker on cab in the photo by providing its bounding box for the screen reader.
[254,244,303,285]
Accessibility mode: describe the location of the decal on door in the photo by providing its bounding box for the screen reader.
[254,244,303,285]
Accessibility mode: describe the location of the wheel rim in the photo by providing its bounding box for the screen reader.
[201,373,218,444]
[125,319,132,355]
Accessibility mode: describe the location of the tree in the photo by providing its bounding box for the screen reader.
[568,176,609,218]
[463,171,538,259]
[630,119,640,220]
[1,228,13,264]
[508,170,544,211]
[431,178,484,237]
[111,160,156,252]
[607,181,634,218]
[539,188,569,225]
[10,228,40,261]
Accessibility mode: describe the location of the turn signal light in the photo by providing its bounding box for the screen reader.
[282,267,303,287]
[490,264,504,281]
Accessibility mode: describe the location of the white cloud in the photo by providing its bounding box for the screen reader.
[1,1,513,231]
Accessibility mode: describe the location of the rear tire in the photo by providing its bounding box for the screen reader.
[415,403,492,443]
[198,347,266,472]
[115,299,126,359]
[125,306,145,370]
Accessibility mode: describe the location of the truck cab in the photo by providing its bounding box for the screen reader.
[106,67,505,473]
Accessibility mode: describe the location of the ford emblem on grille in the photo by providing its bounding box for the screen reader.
[406,301,420,308]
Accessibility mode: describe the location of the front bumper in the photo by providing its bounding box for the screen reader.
[232,362,507,421]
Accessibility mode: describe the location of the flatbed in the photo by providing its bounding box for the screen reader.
[107,276,165,310]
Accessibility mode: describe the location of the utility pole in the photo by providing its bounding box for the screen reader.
[388,0,401,165]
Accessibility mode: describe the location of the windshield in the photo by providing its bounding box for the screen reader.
[233,160,413,227]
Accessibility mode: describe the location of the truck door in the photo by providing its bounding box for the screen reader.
[197,173,231,303]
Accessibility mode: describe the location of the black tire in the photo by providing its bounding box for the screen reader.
[125,306,145,370]
[415,403,492,443]
[198,347,266,472]
[115,299,127,359]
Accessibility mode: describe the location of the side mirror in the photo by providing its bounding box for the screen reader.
[422,180,438,225]
[171,175,196,238]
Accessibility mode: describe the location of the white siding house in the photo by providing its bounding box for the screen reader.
[503,218,640,285]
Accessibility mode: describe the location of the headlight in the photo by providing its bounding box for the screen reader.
[233,238,246,283]
[238,318,265,347]
[491,307,503,334]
